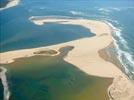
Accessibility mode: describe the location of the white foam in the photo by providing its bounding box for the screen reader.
[0,67,10,100]
[70,10,84,16]
[105,21,128,49]
[98,7,122,16]
[98,8,112,15]
[105,21,134,78]
[109,7,121,11]
[98,8,111,12]
[28,16,134,78]
[105,18,119,25]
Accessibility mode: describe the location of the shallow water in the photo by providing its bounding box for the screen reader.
[1,46,112,100]
[0,22,94,52]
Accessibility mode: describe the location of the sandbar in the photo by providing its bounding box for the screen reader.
[0,18,134,100]
[0,0,20,11]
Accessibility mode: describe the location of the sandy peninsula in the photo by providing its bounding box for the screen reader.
[0,18,123,77]
[0,0,20,11]
[0,18,134,100]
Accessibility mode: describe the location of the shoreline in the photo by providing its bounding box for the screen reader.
[0,0,20,11]
[0,18,134,99]
[98,45,134,100]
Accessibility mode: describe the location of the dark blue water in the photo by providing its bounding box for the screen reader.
[0,0,134,78]
[0,22,93,52]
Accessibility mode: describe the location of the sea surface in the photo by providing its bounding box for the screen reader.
[0,0,134,100]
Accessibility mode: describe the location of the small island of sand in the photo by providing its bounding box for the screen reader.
[0,18,134,100]
[0,0,20,11]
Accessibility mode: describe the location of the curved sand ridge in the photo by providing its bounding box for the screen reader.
[0,18,122,77]
[0,18,122,78]
[0,18,134,100]
[29,18,134,100]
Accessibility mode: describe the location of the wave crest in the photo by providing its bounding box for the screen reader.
[105,21,134,79]
[70,11,84,16]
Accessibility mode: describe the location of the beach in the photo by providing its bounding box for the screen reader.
[0,18,134,100]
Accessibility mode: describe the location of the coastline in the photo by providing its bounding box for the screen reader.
[0,18,134,99]
[0,0,20,11]
[98,45,134,100]
[98,43,123,70]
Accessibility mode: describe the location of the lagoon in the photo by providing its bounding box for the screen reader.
[2,46,112,100]
[0,23,94,52]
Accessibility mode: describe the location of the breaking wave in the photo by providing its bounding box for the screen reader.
[70,11,84,16]
[29,15,134,79]
[105,21,134,79]
[0,67,10,100]
[98,7,121,12]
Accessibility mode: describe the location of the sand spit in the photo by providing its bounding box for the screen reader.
[0,18,134,100]
[0,0,20,11]
[28,18,123,78]
[0,18,122,77]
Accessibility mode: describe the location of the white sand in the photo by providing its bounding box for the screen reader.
[0,18,134,99]
[0,0,20,11]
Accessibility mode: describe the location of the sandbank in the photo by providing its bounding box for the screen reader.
[0,18,122,78]
[0,0,20,11]
[0,18,134,100]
